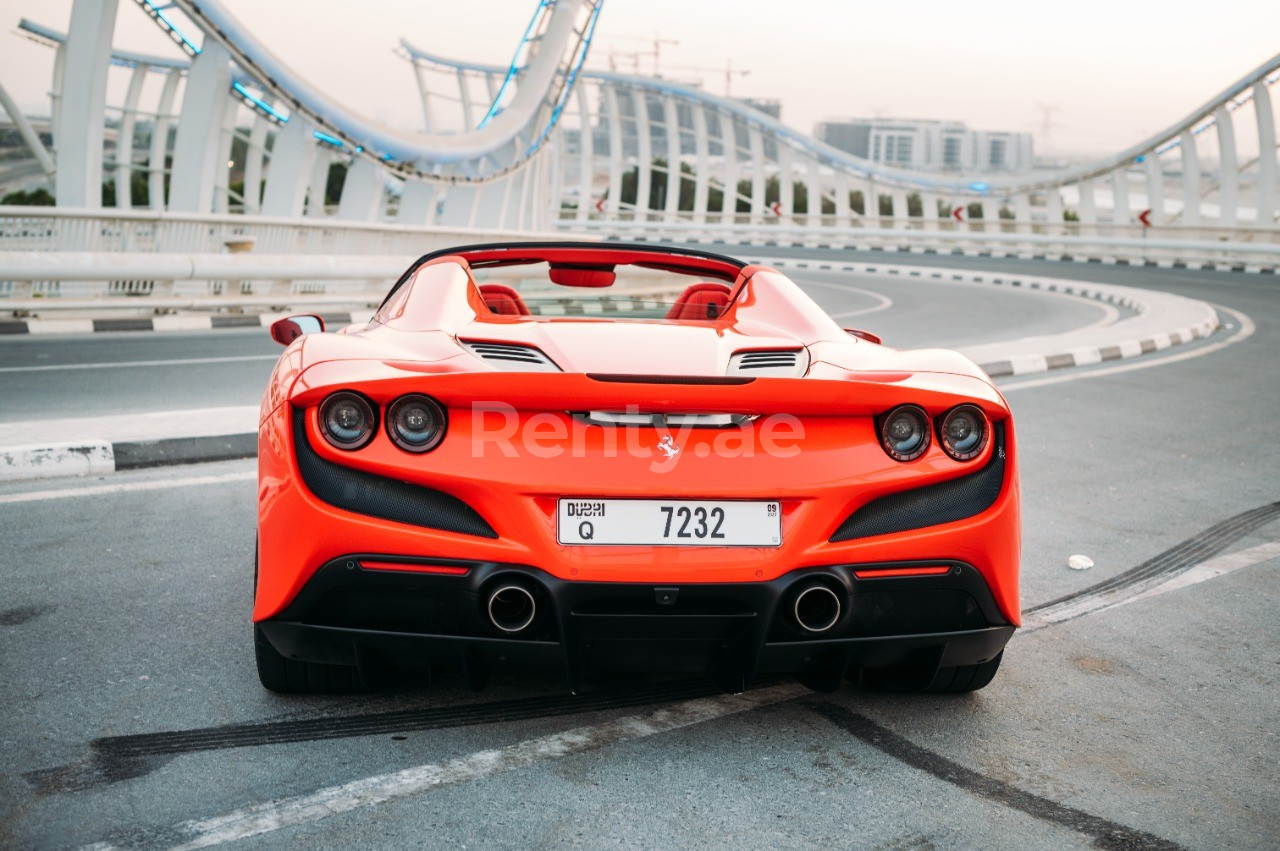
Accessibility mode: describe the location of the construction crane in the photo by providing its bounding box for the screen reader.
[600,32,751,97]
[600,51,752,98]
[662,58,752,98]
[606,33,679,75]
[1032,102,1064,159]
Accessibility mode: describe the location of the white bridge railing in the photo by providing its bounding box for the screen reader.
[0,206,539,255]
[565,218,1280,271]
[1,205,1277,313]
[0,206,571,307]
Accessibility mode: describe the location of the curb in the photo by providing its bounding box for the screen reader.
[755,257,1221,378]
[0,434,256,482]
[0,310,370,336]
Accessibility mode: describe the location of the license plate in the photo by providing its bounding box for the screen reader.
[557,499,781,547]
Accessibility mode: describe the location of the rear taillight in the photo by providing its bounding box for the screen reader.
[319,391,377,450]
[387,394,447,453]
[878,405,931,462]
[938,405,988,461]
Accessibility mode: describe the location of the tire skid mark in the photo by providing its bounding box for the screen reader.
[806,701,1186,851]
[29,506,1280,851]
[0,603,55,626]
[30,502,1280,795]
[25,676,783,794]
[81,684,809,851]
[1023,500,1280,630]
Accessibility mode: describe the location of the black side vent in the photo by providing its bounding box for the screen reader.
[830,423,1006,542]
[727,349,808,377]
[736,351,797,368]
[292,410,497,538]
[461,340,560,372]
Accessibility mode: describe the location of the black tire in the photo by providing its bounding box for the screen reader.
[253,548,367,694]
[254,623,368,694]
[921,652,1003,693]
[858,651,1003,694]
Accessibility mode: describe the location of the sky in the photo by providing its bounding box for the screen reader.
[2,0,1278,157]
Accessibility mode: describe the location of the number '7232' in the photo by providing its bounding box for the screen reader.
[660,505,726,539]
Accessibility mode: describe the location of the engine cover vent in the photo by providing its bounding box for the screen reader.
[727,349,809,377]
[461,340,561,372]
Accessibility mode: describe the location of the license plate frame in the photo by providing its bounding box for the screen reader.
[557,498,782,547]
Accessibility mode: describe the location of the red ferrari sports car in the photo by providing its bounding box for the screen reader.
[254,242,1019,695]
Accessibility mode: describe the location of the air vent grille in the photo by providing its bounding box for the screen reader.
[727,349,808,377]
[461,340,561,372]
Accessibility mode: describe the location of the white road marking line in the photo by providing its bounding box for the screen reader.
[0,470,255,505]
[1021,540,1280,632]
[0,355,278,374]
[84,683,807,851]
[1109,540,1280,611]
[998,298,1121,340]
[1059,298,1120,334]
[1001,304,1253,392]
[830,299,894,320]
[804,267,1121,331]
[799,279,895,319]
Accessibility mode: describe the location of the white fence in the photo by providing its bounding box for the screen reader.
[1,206,1277,312]
[567,219,1280,271]
[0,206,550,255]
[0,207,571,307]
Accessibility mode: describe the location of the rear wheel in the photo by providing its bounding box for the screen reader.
[254,623,368,694]
[253,545,367,694]
[921,652,1003,693]
[858,652,1003,694]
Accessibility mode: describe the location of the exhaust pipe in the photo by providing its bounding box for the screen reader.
[486,583,538,634]
[792,583,843,634]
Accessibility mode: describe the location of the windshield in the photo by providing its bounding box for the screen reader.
[472,262,733,321]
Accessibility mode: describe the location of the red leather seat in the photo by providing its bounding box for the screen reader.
[479,284,531,316]
[665,282,731,321]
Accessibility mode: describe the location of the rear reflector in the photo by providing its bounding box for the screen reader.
[853,566,951,579]
[360,560,470,576]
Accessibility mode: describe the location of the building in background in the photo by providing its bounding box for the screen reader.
[737,98,781,120]
[814,118,1034,173]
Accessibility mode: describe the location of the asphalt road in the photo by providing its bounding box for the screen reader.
[0,270,1110,422]
[0,256,1277,849]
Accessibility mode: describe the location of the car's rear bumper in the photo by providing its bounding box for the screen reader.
[255,403,1023,626]
[257,555,1016,692]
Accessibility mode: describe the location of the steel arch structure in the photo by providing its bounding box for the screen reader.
[7,0,604,229]
[400,40,1280,238]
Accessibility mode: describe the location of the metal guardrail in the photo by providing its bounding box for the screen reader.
[563,212,1280,243]
[0,206,559,254]
[0,208,577,305]
[1,207,1276,310]
[0,252,414,308]
[0,251,682,313]
[564,219,1280,270]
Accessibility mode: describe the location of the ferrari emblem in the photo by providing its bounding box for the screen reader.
[656,435,680,460]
